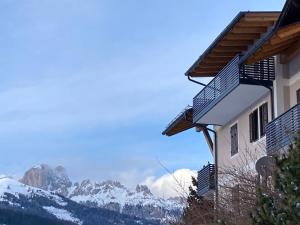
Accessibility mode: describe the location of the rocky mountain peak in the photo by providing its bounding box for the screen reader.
[20,164,72,196]
[136,184,152,196]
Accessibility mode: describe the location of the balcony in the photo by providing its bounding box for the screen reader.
[193,55,275,125]
[266,103,300,155]
[197,164,215,197]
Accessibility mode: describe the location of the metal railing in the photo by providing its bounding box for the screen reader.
[193,55,275,123]
[266,102,300,155]
[197,163,215,196]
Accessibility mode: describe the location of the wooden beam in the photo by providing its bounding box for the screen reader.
[202,59,229,65]
[243,15,279,22]
[260,39,297,52]
[244,12,280,17]
[225,33,260,40]
[232,27,267,34]
[219,40,253,47]
[213,46,247,52]
[277,22,300,38]
[197,65,223,70]
[270,33,300,45]
[208,52,237,57]
[280,40,300,64]
[201,59,229,64]
[190,70,217,77]
[238,20,274,27]
[205,56,233,61]
[202,127,214,155]
[247,45,290,64]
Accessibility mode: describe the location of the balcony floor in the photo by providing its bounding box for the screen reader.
[194,84,269,126]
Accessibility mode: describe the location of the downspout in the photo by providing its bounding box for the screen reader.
[188,75,207,87]
[265,86,275,120]
[205,126,219,220]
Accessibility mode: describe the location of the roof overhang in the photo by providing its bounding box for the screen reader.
[186,12,280,77]
[162,106,214,155]
[241,0,300,65]
[162,106,199,136]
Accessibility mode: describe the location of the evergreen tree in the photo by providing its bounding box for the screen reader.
[251,133,300,225]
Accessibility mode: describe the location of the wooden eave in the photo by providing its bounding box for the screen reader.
[245,21,300,64]
[243,0,300,65]
[186,12,280,77]
[162,107,202,136]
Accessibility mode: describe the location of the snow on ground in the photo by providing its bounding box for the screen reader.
[43,206,82,225]
[0,176,68,206]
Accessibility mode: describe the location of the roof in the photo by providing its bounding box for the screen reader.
[242,0,300,64]
[162,106,200,136]
[186,12,280,77]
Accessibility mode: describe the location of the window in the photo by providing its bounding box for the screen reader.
[297,88,300,103]
[259,103,268,137]
[230,124,238,156]
[249,109,259,142]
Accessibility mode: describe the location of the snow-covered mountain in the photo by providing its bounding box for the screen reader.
[19,164,184,223]
[0,175,163,225]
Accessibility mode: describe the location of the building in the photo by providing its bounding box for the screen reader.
[162,0,300,200]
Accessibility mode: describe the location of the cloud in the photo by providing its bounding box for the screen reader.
[143,168,197,199]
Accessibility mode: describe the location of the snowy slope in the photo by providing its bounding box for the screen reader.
[0,175,159,225]
[0,175,67,207]
[43,206,82,225]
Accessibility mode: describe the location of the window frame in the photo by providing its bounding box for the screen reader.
[297,88,300,104]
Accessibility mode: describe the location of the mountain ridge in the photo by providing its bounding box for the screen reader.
[0,175,160,225]
[19,164,184,223]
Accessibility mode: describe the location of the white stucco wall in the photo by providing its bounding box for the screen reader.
[288,53,300,107]
[215,94,271,171]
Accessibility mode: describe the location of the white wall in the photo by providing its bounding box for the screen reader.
[274,53,300,116]
[215,94,271,171]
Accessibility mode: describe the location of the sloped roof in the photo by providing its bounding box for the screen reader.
[186,12,280,77]
[162,106,200,136]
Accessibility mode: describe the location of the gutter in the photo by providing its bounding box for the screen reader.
[265,86,275,120]
[188,75,207,87]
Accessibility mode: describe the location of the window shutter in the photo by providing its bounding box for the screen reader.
[249,109,259,142]
[249,113,253,142]
[231,124,238,156]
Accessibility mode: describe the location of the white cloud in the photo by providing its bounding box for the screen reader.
[143,168,197,199]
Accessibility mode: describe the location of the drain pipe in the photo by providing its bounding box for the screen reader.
[205,126,219,220]
[188,75,207,87]
[265,86,275,120]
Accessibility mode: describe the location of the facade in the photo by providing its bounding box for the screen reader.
[163,0,300,200]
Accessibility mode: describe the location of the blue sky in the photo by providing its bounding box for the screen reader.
[0,0,285,187]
